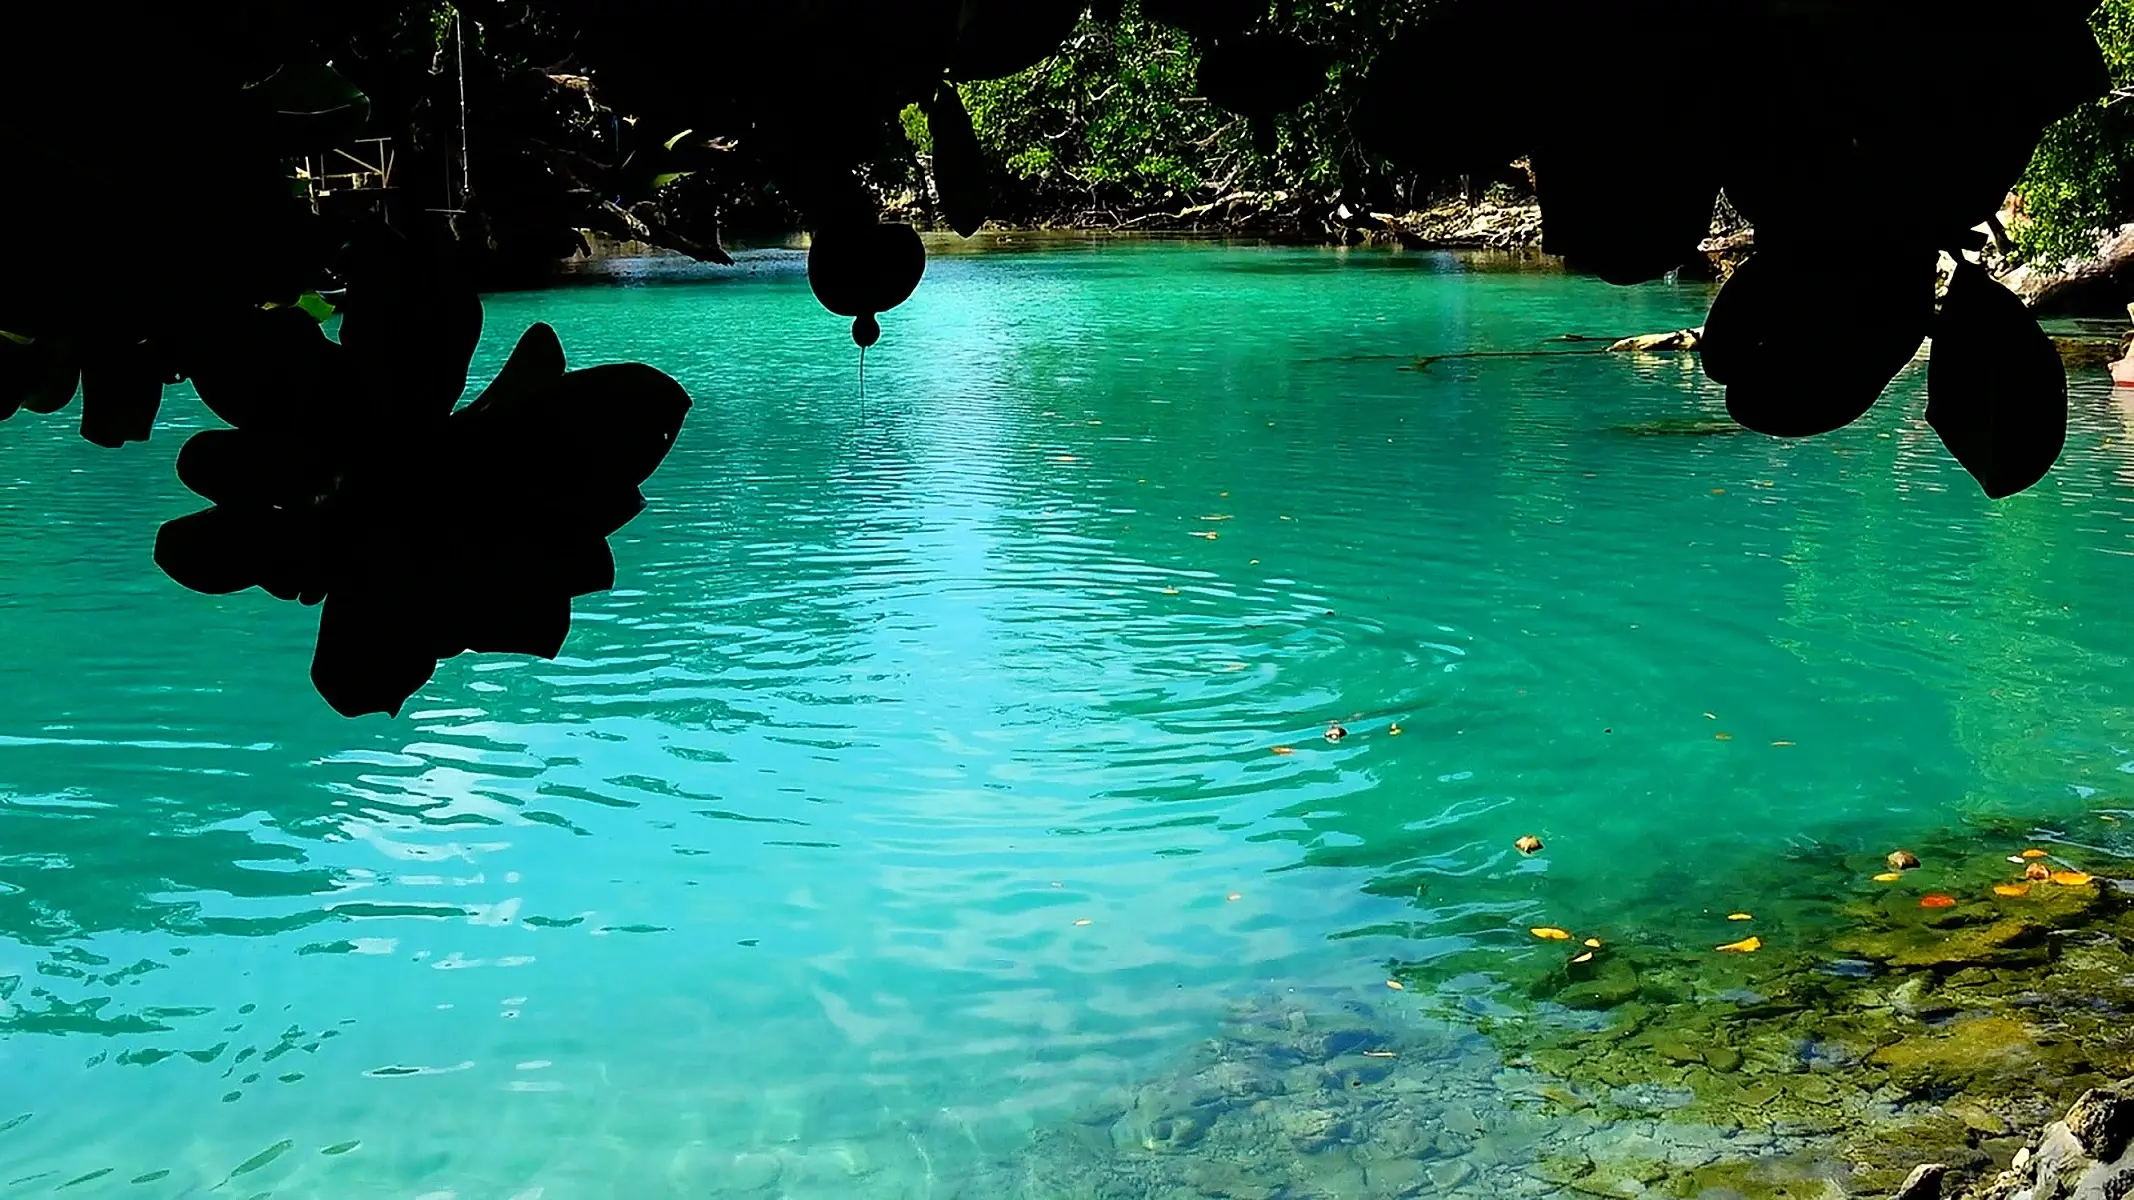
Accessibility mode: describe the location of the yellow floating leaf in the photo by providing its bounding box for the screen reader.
[1727,913,1753,921]
[1583,938,1602,949]
[1993,883,2032,897]
[1716,936,1762,953]
[1530,927,1573,941]
[1714,732,1733,741]
[2021,849,2050,859]
[1873,872,1904,883]
[1711,488,1727,495]
[1571,951,1595,964]
[1385,979,1404,990]
[2051,872,2095,887]
[1270,746,1294,756]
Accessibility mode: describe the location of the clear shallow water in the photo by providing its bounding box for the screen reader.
[1,242,2132,1196]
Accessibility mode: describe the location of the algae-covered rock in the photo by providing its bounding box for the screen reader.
[1557,958,1644,1010]
[1871,1017,2043,1090]
[1184,1158,1276,1200]
[1838,919,2053,970]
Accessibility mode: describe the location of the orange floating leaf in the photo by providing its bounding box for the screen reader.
[2021,849,2050,859]
[1530,927,1574,941]
[2051,872,2095,887]
[1993,883,2032,897]
[1714,732,1733,741]
[1919,894,1957,909]
[1716,936,1762,953]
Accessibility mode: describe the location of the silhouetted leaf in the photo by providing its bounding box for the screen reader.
[176,429,328,509]
[1703,249,1933,437]
[1534,149,1716,285]
[1927,260,2067,499]
[924,83,989,238]
[311,592,440,719]
[186,306,344,433]
[808,223,927,334]
[1197,34,1327,123]
[156,508,271,596]
[79,345,163,448]
[0,335,78,418]
[1353,12,1537,182]
[461,323,567,419]
[949,0,1084,82]
[337,234,482,421]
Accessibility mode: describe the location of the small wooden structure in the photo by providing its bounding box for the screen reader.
[294,137,395,213]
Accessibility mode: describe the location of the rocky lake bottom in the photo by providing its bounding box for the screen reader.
[951,811,2134,1200]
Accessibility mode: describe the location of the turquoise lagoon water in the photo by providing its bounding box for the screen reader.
[2,242,2133,1196]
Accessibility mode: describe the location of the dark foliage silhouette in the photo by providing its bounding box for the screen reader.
[156,235,689,717]
[0,0,2117,713]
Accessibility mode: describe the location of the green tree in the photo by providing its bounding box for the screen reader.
[2014,0,2134,263]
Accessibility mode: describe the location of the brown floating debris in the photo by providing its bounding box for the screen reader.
[1887,850,1921,872]
[1515,835,1544,855]
[2026,861,2053,881]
